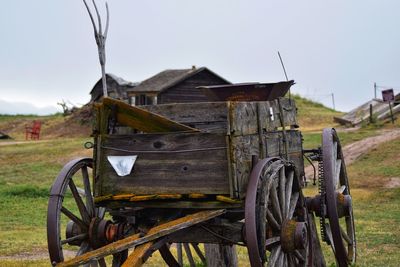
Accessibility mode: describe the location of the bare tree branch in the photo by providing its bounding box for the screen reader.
[104,2,110,40]
[92,0,103,37]
[82,0,109,98]
[82,0,98,34]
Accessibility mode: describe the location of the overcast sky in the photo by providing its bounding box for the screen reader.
[1,0,399,114]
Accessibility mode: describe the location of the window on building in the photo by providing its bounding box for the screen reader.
[132,94,158,106]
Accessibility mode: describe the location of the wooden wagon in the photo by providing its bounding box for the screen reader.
[47,82,356,267]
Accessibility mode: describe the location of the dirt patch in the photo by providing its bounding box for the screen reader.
[305,128,400,179]
[384,177,400,188]
[0,250,76,261]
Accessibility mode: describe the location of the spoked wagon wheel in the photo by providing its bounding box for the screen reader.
[159,243,207,267]
[245,158,311,267]
[321,128,356,267]
[47,158,126,266]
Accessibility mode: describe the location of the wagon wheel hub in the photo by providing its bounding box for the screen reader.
[336,193,352,218]
[280,220,308,253]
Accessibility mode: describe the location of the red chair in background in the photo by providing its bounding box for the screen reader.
[25,120,42,140]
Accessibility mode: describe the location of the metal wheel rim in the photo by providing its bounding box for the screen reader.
[47,158,109,265]
[245,157,311,267]
[322,128,356,266]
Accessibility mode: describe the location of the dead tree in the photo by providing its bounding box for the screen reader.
[83,0,110,98]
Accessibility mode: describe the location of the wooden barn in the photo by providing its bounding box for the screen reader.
[126,66,231,105]
[90,73,138,102]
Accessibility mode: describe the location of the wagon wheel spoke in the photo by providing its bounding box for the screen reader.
[82,166,95,218]
[98,258,107,267]
[183,243,196,267]
[294,249,305,263]
[266,210,281,231]
[334,159,342,187]
[191,243,206,264]
[177,243,183,265]
[333,141,338,164]
[77,241,91,256]
[325,223,335,253]
[69,179,91,225]
[265,236,280,248]
[61,233,88,245]
[285,170,294,218]
[340,226,352,245]
[288,253,296,265]
[288,192,299,219]
[270,181,282,223]
[267,246,281,267]
[61,206,88,230]
[279,166,286,218]
[97,207,106,219]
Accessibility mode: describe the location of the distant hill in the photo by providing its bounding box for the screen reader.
[0,105,92,140]
[293,95,343,131]
[0,99,59,115]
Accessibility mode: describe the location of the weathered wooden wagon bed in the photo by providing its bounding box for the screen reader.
[47,85,356,267]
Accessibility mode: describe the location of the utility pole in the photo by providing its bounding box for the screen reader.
[374,82,377,99]
[331,93,335,110]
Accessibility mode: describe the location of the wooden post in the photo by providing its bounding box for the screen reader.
[369,104,373,123]
[389,101,395,124]
[205,244,238,267]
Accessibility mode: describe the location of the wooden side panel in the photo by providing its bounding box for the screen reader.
[231,130,304,199]
[142,97,298,135]
[257,98,298,132]
[230,134,260,198]
[96,132,230,196]
[229,102,258,136]
[142,102,229,133]
[264,130,305,178]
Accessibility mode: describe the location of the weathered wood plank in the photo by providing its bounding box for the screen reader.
[100,159,230,195]
[104,200,242,209]
[230,130,304,199]
[230,134,260,198]
[143,102,229,133]
[57,210,225,267]
[97,132,230,196]
[168,222,243,243]
[102,132,227,152]
[101,97,197,133]
[141,98,298,135]
[121,241,155,267]
[143,102,228,124]
[229,101,258,136]
[257,98,298,132]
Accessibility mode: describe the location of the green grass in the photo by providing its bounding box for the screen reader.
[293,95,343,132]
[302,128,380,150]
[0,138,91,258]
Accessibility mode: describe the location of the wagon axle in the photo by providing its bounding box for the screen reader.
[280,220,308,253]
[306,193,352,218]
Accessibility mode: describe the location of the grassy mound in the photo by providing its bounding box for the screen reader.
[293,95,343,132]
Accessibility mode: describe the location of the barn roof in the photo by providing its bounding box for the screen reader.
[89,73,138,95]
[128,67,230,93]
